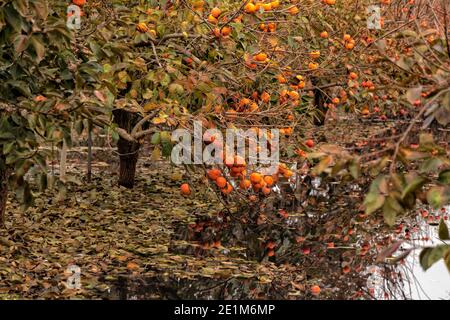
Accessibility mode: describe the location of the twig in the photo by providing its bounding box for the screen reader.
[389,88,450,174]
[150,41,163,68]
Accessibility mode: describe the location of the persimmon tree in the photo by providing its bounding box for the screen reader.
[1,0,448,281]
[78,0,386,188]
[0,0,75,224]
[278,0,450,270]
[0,0,108,225]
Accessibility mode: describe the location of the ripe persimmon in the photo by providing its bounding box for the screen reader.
[254,52,268,62]
[345,42,355,50]
[216,177,227,188]
[250,172,262,184]
[349,72,358,80]
[180,183,191,195]
[221,183,233,194]
[276,74,287,83]
[302,247,311,254]
[240,179,251,189]
[311,285,321,296]
[244,3,256,13]
[136,22,149,33]
[263,176,274,186]
[34,95,47,102]
[288,90,300,100]
[320,31,329,38]
[361,108,370,116]
[308,62,318,70]
[207,14,218,24]
[283,127,293,136]
[261,91,270,103]
[207,169,221,180]
[283,170,293,178]
[288,6,299,15]
[221,26,232,36]
[248,102,259,112]
[310,50,320,59]
[210,7,221,18]
[262,3,272,11]
[305,139,314,148]
[262,186,271,195]
[72,0,86,6]
[212,28,221,37]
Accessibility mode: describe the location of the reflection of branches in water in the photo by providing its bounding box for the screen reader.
[401,261,432,300]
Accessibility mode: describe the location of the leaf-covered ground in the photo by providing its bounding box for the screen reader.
[0,158,311,299]
[0,118,445,300]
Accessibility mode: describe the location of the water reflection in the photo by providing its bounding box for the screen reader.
[402,205,450,300]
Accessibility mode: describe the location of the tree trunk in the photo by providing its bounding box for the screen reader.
[87,120,92,183]
[311,77,329,126]
[0,154,10,227]
[60,139,68,180]
[113,109,141,188]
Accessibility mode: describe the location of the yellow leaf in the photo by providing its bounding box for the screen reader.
[126,261,139,271]
[152,117,167,124]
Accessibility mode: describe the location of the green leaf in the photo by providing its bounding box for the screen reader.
[435,92,450,126]
[0,132,16,140]
[364,192,385,215]
[426,186,449,209]
[401,149,428,160]
[4,6,22,33]
[349,158,360,179]
[151,146,161,160]
[30,36,45,63]
[14,34,28,53]
[168,83,184,95]
[61,174,82,186]
[395,56,411,71]
[5,80,31,97]
[397,30,418,38]
[383,205,396,226]
[444,249,450,273]
[419,157,443,173]
[111,130,119,142]
[405,86,422,104]
[311,155,333,175]
[382,196,403,226]
[3,141,15,155]
[151,132,161,145]
[419,245,449,271]
[401,175,427,199]
[438,218,450,240]
[438,169,450,184]
[31,0,48,19]
[419,133,434,147]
